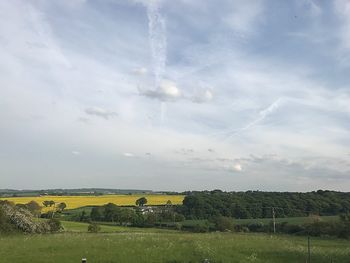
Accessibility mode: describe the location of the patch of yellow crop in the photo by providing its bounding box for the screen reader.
[0,194,185,212]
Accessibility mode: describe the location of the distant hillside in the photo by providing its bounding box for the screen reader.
[0,188,157,197]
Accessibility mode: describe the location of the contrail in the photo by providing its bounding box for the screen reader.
[146,0,167,122]
[147,0,166,89]
[211,98,285,139]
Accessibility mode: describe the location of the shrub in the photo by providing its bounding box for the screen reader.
[88,222,101,233]
[0,207,17,234]
[174,222,182,230]
[193,223,209,233]
[174,213,185,222]
[234,224,249,233]
[47,218,63,232]
[215,216,234,232]
[247,222,268,232]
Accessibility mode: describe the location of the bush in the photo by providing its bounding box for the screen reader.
[279,222,305,235]
[174,222,182,230]
[214,216,234,232]
[193,223,209,233]
[47,218,63,232]
[88,223,101,233]
[234,224,249,233]
[0,207,17,234]
[40,211,57,219]
[174,213,185,222]
[247,222,268,232]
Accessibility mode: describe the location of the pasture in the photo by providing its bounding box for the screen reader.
[0,194,184,211]
[233,215,339,225]
[0,223,349,263]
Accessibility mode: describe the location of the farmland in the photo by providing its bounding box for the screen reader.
[0,194,185,211]
[0,222,349,263]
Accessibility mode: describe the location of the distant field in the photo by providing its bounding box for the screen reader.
[0,225,349,263]
[0,194,184,211]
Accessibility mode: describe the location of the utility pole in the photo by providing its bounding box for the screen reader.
[272,207,276,234]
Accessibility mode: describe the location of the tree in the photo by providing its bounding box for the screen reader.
[25,201,42,217]
[91,206,105,221]
[166,200,172,206]
[48,200,55,207]
[57,202,67,212]
[42,201,51,207]
[119,208,136,225]
[136,197,147,207]
[104,203,120,222]
[79,211,89,222]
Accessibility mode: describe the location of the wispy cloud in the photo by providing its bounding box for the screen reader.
[123,152,135,158]
[191,89,214,103]
[1,0,350,191]
[132,67,148,75]
[85,107,118,120]
[334,0,350,51]
[222,0,265,35]
[139,80,181,101]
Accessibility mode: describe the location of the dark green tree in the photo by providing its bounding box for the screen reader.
[57,202,67,212]
[136,197,148,207]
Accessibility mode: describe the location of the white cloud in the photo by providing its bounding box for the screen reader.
[140,79,182,101]
[1,0,350,191]
[192,89,213,103]
[85,107,118,120]
[232,163,242,172]
[133,67,148,75]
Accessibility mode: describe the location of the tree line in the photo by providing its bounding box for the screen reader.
[180,190,350,219]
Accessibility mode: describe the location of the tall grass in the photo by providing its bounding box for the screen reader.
[0,231,349,263]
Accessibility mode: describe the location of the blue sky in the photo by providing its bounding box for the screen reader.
[0,0,349,191]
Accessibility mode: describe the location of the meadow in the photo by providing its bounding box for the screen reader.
[0,221,349,263]
[233,215,339,225]
[0,194,184,211]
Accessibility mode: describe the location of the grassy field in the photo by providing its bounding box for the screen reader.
[0,224,349,263]
[0,194,184,211]
[179,216,339,229]
[233,215,339,225]
[61,220,176,233]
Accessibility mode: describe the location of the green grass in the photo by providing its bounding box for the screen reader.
[233,215,339,225]
[0,231,349,263]
[180,216,339,228]
[61,221,175,233]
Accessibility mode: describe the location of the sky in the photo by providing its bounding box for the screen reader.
[0,0,350,192]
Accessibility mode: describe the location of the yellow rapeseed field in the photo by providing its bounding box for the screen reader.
[0,194,185,211]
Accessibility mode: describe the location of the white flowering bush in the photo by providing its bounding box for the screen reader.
[0,201,60,234]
